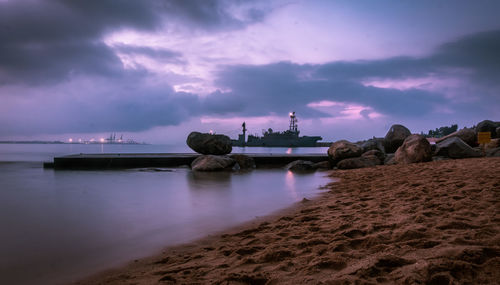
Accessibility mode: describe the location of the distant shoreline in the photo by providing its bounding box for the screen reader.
[0,141,147,145]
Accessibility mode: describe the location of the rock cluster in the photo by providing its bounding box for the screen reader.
[324,119,499,170]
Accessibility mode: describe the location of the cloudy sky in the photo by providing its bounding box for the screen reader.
[1,0,499,143]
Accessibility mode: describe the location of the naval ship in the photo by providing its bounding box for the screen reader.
[232,112,322,147]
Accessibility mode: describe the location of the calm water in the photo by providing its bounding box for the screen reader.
[0,144,330,285]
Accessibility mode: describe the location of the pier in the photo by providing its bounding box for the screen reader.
[45,153,329,169]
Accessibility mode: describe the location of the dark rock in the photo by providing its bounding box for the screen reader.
[435,128,477,147]
[395,134,432,164]
[432,156,451,161]
[430,143,437,153]
[285,160,316,171]
[384,153,395,165]
[229,154,256,169]
[327,140,363,165]
[486,147,500,157]
[434,137,483,159]
[384,124,411,153]
[337,155,381,169]
[312,161,331,169]
[362,149,386,161]
[361,138,385,153]
[476,120,499,138]
[186,132,232,155]
[497,127,500,138]
[191,155,236,171]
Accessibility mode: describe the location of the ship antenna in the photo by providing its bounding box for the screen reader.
[289,112,298,132]
[242,122,247,137]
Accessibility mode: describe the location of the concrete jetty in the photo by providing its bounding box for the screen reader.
[47,153,329,169]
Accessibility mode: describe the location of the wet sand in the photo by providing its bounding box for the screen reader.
[77,157,500,284]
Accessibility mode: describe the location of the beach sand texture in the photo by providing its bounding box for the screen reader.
[78,157,500,284]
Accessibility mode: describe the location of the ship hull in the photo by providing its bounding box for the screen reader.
[232,136,322,147]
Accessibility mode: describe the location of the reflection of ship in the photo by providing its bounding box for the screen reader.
[232,112,322,147]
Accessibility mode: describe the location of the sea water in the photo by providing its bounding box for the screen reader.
[0,144,330,285]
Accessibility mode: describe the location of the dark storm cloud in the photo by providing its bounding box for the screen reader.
[209,30,500,119]
[316,30,500,83]
[0,0,266,85]
[0,79,202,135]
[210,62,444,118]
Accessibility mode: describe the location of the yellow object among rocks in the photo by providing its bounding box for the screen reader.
[477,132,491,144]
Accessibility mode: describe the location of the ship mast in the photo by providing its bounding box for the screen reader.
[242,122,247,137]
[289,112,298,133]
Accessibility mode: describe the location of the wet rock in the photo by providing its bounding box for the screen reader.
[337,155,381,169]
[384,124,411,153]
[285,160,316,171]
[475,120,500,138]
[229,154,256,169]
[186,132,232,155]
[434,137,482,159]
[191,155,236,171]
[327,140,363,166]
[312,161,331,169]
[362,149,386,161]
[395,134,432,164]
[435,128,477,147]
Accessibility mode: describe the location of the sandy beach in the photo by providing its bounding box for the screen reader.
[77,157,500,284]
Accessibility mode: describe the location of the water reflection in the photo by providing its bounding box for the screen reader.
[285,170,298,200]
[0,145,330,285]
[187,170,233,189]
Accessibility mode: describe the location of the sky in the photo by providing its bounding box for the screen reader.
[1,0,499,144]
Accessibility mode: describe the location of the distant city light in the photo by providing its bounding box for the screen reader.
[68,138,73,142]
[209,130,214,134]
[100,138,105,143]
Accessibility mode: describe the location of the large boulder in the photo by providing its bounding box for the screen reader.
[361,137,385,153]
[435,128,477,147]
[434,137,482,159]
[384,124,411,153]
[191,155,236,171]
[285,160,316,171]
[475,120,500,138]
[327,140,363,165]
[229,154,256,169]
[394,134,432,164]
[362,149,386,162]
[337,155,381,169]
[186,132,232,155]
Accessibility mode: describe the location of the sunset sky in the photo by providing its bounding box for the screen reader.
[1,0,499,143]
